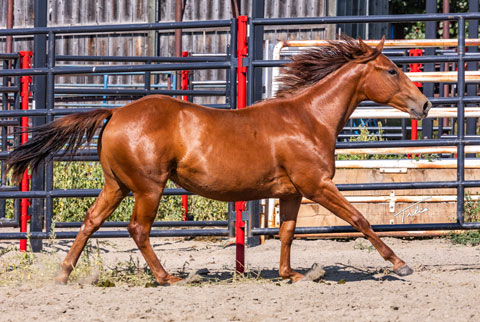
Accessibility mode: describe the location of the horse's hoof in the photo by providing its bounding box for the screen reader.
[158,275,184,286]
[300,263,325,282]
[394,264,414,276]
[54,276,68,285]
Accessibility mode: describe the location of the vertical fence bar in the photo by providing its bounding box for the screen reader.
[227,18,238,240]
[466,0,479,154]
[247,0,265,106]
[457,17,466,225]
[45,31,55,236]
[1,60,9,220]
[180,51,190,221]
[18,51,32,251]
[422,0,436,139]
[235,15,248,274]
[144,60,151,96]
[31,0,48,252]
[228,18,238,110]
[13,57,20,227]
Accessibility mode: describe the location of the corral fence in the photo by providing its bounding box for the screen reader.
[0,18,239,243]
[247,12,480,238]
[1,6,480,272]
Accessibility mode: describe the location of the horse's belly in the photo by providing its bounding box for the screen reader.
[171,166,298,201]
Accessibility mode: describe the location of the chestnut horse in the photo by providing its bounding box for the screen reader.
[7,36,430,285]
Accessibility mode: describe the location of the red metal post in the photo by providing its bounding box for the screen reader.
[181,51,190,101]
[408,49,423,143]
[180,51,190,221]
[235,16,248,274]
[18,51,32,252]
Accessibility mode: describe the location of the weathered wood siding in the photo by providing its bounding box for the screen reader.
[1,0,330,104]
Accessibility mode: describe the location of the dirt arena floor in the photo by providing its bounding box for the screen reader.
[1,235,480,321]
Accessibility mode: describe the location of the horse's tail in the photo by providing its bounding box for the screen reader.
[6,108,113,185]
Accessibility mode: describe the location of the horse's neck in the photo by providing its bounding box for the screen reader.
[302,63,366,136]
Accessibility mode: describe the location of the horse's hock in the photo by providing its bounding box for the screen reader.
[269,159,480,233]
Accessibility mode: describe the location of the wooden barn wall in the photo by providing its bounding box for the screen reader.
[1,0,330,104]
[158,0,330,104]
[0,0,152,86]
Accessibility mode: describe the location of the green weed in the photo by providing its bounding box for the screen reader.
[337,123,441,161]
[446,193,480,246]
[53,161,227,222]
[447,230,480,246]
[353,239,375,253]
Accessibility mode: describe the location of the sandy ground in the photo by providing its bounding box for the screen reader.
[1,235,480,321]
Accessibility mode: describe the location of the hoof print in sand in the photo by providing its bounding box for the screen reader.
[301,263,326,282]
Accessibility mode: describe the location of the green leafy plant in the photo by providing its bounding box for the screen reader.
[53,161,227,223]
[448,230,480,247]
[337,123,402,161]
[447,193,480,246]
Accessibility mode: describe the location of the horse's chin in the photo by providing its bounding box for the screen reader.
[408,108,428,120]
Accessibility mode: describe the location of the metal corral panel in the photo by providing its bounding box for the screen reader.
[268,163,480,229]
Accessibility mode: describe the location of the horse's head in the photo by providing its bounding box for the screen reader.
[360,37,431,120]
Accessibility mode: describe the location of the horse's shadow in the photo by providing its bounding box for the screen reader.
[48,239,116,254]
[178,263,403,284]
[320,264,401,282]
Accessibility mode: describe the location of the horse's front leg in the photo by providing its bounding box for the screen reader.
[299,177,412,276]
[278,196,304,282]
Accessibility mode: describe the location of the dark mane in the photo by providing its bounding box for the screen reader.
[276,36,381,98]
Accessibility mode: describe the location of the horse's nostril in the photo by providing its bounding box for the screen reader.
[423,101,430,112]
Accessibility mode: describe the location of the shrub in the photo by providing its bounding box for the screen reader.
[53,161,227,222]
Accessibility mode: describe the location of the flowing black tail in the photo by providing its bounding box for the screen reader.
[6,108,113,185]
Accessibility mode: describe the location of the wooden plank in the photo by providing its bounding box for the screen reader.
[333,168,480,196]
[296,202,457,227]
[136,0,145,21]
[282,38,480,48]
[0,0,5,27]
[87,0,96,24]
[97,0,106,23]
[112,0,119,22]
[13,0,25,28]
[336,146,480,155]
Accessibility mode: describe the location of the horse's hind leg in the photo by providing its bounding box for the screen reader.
[278,196,304,282]
[55,175,129,284]
[128,186,182,285]
[303,178,412,276]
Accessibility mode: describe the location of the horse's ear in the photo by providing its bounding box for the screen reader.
[376,36,385,52]
[358,36,371,53]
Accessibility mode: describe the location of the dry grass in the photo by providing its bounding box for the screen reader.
[0,236,276,288]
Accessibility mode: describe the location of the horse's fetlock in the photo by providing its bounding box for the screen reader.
[280,235,293,245]
[279,267,292,279]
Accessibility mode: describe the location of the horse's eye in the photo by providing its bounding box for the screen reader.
[388,69,397,75]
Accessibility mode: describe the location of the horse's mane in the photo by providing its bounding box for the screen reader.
[276,35,381,98]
